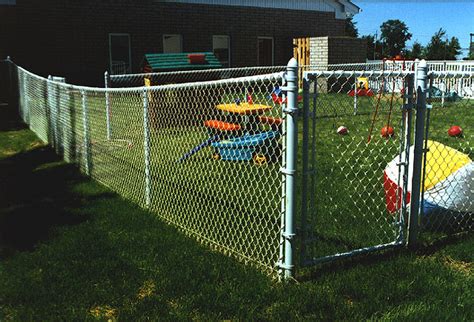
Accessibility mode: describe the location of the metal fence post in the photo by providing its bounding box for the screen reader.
[408,59,428,247]
[63,86,73,163]
[143,87,151,208]
[353,75,358,115]
[53,78,65,157]
[81,90,92,176]
[280,58,298,279]
[42,75,51,144]
[300,76,310,264]
[399,73,414,244]
[104,71,112,140]
[48,76,59,151]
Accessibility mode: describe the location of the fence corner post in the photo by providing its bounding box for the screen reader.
[408,59,428,247]
[280,57,299,279]
[104,71,112,140]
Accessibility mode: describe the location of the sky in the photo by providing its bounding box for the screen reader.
[353,0,474,58]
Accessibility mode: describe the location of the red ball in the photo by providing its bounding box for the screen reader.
[381,126,395,138]
[337,126,348,135]
[448,126,463,137]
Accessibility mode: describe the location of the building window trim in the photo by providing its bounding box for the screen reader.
[163,34,183,53]
[212,35,231,67]
[257,36,274,66]
[108,33,132,74]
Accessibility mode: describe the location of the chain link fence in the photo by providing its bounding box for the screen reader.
[14,61,296,278]
[418,72,473,242]
[300,69,411,265]
[3,58,473,279]
[108,66,287,88]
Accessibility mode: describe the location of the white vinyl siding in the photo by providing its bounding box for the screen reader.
[154,0,359,18]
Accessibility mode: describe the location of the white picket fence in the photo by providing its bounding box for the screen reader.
[364,60,474,99]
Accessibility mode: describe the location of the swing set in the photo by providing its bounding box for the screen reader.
[367,56,414,143]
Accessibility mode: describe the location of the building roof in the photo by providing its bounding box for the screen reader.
[154,0,360,19]
[0,0,15,5]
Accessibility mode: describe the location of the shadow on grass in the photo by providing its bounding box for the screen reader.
[0,145,97,258]
[0,102,26,132]
[297,231,473,283]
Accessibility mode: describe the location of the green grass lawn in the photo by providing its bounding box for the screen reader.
[0,104,473,320]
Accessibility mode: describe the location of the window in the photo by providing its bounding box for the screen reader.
[213,35,230,67]
[163,34,183,53]
[109,33,131,74]
[258,37,274,66]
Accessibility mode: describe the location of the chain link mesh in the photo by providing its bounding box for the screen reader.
[419,72,473,240]
[300,70,409,263]
[14,63,287,277]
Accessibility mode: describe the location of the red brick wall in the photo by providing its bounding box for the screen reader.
[0,5,17,60]
[327,37,367,64]
[13,0,345,85]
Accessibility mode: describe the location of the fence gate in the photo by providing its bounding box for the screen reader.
[299,70,415,266]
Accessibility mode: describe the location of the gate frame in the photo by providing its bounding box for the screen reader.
[298,66,427,268]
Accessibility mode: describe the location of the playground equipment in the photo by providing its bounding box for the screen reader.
[142,52,222,73]
[380,126,395,138]
[348,77,374,97]
[211,130,280,164]
[384,140,473,227]
[179,91,281,165]
[367,57,414,142]
[336,126,348,135]
[178,120,241,162]
[448,125,463,137]
[429,86,461,102]
[270,86,303,105]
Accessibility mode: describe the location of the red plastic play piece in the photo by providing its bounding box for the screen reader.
[188,54,206,64]
[348,89,374,97]
[271,93,303,105]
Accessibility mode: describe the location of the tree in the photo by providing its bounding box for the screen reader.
[406,41,424,59]
[380,19,412,57]
[446,37,461,60]
[425,29,461,60]
[345,17,358,38]
[361,34,383,60]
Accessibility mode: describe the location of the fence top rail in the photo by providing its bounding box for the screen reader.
[429,71,474,78]
[109,65,287,80]
[15,62,284,94]
[304,69,414,79]
[304,69,474,80]
[368,59,474,64]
